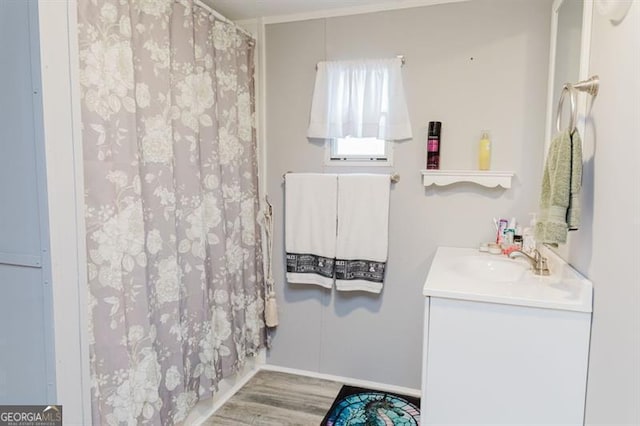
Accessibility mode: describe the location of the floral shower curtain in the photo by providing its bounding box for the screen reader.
[78,1,265,424]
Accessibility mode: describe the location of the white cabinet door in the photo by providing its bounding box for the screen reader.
[422,297,590,425]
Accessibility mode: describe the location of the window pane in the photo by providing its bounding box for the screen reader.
[333,137,386,157]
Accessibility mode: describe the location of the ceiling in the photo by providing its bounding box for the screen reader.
[204,0,420,21]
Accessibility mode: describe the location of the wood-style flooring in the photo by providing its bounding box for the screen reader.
[203,370,343,425]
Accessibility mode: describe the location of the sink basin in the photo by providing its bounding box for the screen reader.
[452,257,528,283]
[423,247,593,313]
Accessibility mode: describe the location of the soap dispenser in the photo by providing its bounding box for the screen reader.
[478,130,491,170]
[523,213,537,254]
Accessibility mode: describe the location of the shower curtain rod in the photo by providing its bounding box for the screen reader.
[193,0,255,41]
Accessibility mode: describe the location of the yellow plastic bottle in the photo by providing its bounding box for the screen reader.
[478,130,491,170]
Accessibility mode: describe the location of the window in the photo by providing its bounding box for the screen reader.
[325,136,393,166]
[307,58,412,142]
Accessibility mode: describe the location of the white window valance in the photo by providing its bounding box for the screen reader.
[307,58,412,141]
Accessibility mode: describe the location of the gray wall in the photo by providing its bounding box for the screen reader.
[265,0,551,388]
[0,0,55,403]
[570,3,640,424]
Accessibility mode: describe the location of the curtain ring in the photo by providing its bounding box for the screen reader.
[556,84,577,133]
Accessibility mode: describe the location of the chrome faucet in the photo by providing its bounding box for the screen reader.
[509,249,550,276]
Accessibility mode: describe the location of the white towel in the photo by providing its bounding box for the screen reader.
[285,173,337,288]
[335,174,390,293]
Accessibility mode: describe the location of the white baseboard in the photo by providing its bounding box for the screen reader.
[185,349,266,425]
[260,364,422,398]
[185,354,421,424]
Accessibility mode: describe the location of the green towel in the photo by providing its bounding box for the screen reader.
[535,129,582,244]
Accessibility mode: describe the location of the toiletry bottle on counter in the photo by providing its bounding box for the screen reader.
[523,213,537,253]
[478,130,491,170]
[514,226,523,249]
[503,217,516,246]
[496,218,508,244]
[426,121,442,169]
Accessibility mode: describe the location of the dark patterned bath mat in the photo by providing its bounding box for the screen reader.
[321,385,421,425]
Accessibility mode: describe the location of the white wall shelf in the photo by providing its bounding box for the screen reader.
[421,170,514,189]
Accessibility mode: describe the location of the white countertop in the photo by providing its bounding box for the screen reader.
[423,247,593,313]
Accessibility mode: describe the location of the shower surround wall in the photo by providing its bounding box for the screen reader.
[265,0,551,389]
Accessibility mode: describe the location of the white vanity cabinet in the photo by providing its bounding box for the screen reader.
[420,247,592,425]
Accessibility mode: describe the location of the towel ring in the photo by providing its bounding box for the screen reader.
[556,84,578,133]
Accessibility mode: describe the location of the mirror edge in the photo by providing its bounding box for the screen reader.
[543,0,594,261]
[544,0,594,158]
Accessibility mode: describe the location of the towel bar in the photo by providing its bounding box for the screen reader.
[282,172,400,183]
